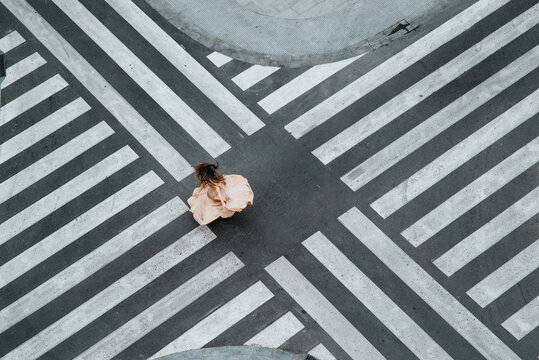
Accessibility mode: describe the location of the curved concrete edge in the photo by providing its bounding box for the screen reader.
[144,0,453,66]
[154,346,310,360]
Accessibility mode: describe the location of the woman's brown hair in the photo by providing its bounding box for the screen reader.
[194,161,224,185]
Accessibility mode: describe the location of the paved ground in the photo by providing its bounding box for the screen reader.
[145,0,456,66]
[0,0,538,359]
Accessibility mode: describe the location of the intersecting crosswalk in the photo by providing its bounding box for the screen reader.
[0,0,537,358]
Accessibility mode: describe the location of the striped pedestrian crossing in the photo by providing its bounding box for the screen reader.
[0,52,46,89]
[0,0,536,357]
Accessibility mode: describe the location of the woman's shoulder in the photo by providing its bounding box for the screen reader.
[224,174,247,181]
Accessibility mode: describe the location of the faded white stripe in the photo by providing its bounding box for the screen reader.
[284,0,513,138]
[245,312,304,347]
[304,231,452,360]
[3,226,219,360]
[76,252,244,360]
[402,137,539,246]
[339,207,520,360]
[105,0,265,135]
[502,295,539,340]
[0,122,114,205]
[0,31,24,53]
[0,193,187,335]
[151,281,272,359]
[0,146,138,245]
[309,344,337,360]
[232,65,280,91]
[467,239,539,307]
[1,0,192,181]
[266,257,386,360]
[312,6,539,163]
[0,74,68,127]
[434,186,539,276]
[0,98,91,166]
[207,52,232,67]
[343,47,539,192]
[259,55,362,114]
[1,52,47,89]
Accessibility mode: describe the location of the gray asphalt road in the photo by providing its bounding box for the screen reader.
[0,0,537,359]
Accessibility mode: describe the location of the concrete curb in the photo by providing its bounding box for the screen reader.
[144,0,454,66]
[153,346,314,360]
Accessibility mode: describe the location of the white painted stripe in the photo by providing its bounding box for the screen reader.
[151,281,273,359]
[312,6,539,163]
[467,239,539,307]
[0,194,185,334]
[266,257,386,360]
[434,187,539,276]
[339,207,520,360]
[0,171,168,293]
[0,121,114,205]
[304,231,452,360]
[502,295,539,340]
[0,146,138,246]
[245,312,304,347]
[309,344,337,360]
[1,0,191,181]
[0,31,24,53]
[3,226,220,360]
[343,46,539,192]
[0,98,91,165]
[258,55,362,115]
[51,0,229,157]
[372,88,539,217]
[105,0,265,136]
[0,74,68,127]
[232,65,280,91]
[402,137,539,246]
[1,52,47,89]
[207,52,232,67]
[75,252,244,360]
[284,0,513,138]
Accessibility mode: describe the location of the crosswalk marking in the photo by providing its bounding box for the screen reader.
[467,239,539,308]
[245,312,304,347]
[104,0,265,136]
[502,295,539,340]
[402,137,539,246]
[0,74,68,127]
[434,186,539,276]
[0,121,114,205]
[232,65,280,91]
[0,172,167,291]
[266,256,386,360]
[150,281,273,359]
[284,0,513,139]
[309,344,336,360]
[0,31,24,53]
[372,88,539,218]
[1,0,192,181]
[1,52,47,89]
[303,231,452,360]
[0,97,91,165]
[0,193,185,334]
[75,252,244,360]
[312,6,539,164]
[339,207,520,360]
[207,52,232,67]
[258,55,362,115]
[2,226,219,360]
[342,47,539,192]
[0,146,137,246]
[52,0,230,158]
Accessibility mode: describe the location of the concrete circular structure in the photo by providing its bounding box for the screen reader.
[154,346,312,360]
[145,0,451,67]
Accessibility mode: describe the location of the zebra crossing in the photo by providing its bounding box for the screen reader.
[1,0,537,358]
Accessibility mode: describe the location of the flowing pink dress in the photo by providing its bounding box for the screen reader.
[187,174,254,225]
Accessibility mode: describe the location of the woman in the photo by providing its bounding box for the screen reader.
[187,162,254,225]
